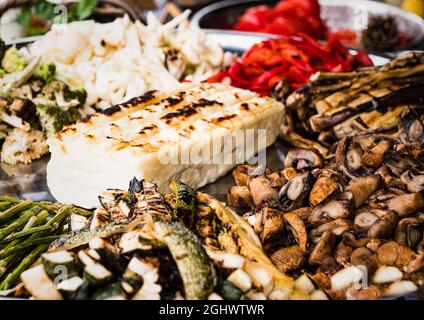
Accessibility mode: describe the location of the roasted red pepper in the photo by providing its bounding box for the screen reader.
[233,0,327,39]
[208,36,373,96]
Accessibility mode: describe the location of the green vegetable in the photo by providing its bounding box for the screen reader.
[91,282,126,300]
[17,0,98,37]
[36,104,81,137]
[0,243,49,290]
[218,280,243,300]
[0,200,33,222]
[88,238,123,275]
[42,251,82,280]
[57,276,84,299]
[170,180,198,227]
[0,235,59,260]
[33,63,56,83]
[68,87,87,106]
[154,221,216,300]
[69,0,98,21]
[1,47,28,73]
[0,206,41,241]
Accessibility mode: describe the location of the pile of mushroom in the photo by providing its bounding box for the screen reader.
[228,128,424,300]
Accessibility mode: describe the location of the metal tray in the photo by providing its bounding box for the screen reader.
[192,0,424,51]
[1,31,419,301]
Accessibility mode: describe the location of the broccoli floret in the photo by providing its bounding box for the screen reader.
[1,47,28,73]
[33,63,56,83]
[36,104,81,137]
[67,87,87,106]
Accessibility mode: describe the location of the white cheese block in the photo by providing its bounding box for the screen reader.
[47,83,285,208]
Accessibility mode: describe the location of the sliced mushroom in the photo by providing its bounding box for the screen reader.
[249,177,278,207]
[309,198,352,225]
[347,286,382,300]
[361,139,392,168]
[309,230,336,266]
[387,192,424,217]
[227,186,252,209]
[395,214,424,248]
[407,253,424,273]
[310,219,352,241]
[350,247,378,274]
[232,164,257,186]
[354,211,380,232]
[284,212,308,251]
[278,172,315,210]
[367,210,398,239]
[260,207,285,245]
[336,137,370,177]
[335,242,353,267]
[342,232,370,248]
[401,170,424,193]
[377,241,416,269]
[281,167,298,180]
[266,172,287,189]
[309,176,342,207]
[399,106,424,147]
[284,148,324,170]
[286,207,312,223]
[271,246,305,272]
[346,175,382,208]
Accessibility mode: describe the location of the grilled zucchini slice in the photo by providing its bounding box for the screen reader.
[89,238,124,275]
[91,282,126,300]
[154,221,216,300]
[56,276,84,300]
[78,251,114,287]
[42,251,82,280]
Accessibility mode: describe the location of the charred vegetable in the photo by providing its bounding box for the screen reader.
[282,52,424,155]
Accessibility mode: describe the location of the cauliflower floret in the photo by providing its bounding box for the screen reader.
[1,128,48,164]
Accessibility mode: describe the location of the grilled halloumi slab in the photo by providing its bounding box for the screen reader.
[47,83,285,208]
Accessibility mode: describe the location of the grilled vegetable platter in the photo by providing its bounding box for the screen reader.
[0,7,423,300]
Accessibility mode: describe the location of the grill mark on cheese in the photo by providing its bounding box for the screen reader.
[210,114,237,124]
[101,105,121,116]
[51,84,274,155]
[165,96,184,107]
[160,99,223,124]
[55,89,163,138]
[138,124,158,135]
[240,103,250,111]
[121,96,271,150]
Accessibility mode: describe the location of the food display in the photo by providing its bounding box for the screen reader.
[0,196,91,291]
[29,11,232,112]
[228,121,424,299]
[282,52,424,155]
[16,0,98,36]
[207,36,372,96]
[232,0,412,53]
[0,2,423,301]
[0,41,86,164]
[4,179,326,300]
[233,0,327,40]
[47,83,284,208]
